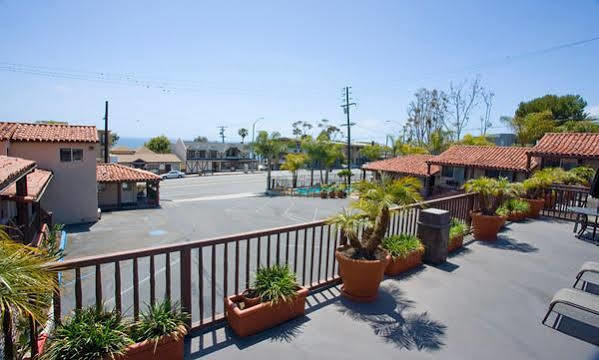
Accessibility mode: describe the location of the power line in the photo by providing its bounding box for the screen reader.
[340,86,357,185]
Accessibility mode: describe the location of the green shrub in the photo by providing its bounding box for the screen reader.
[129,299,189,345]
[498,198,530,216]
[449,219,468,239]
[253,264,298,304]
[41,307,132,360]
[381,234,424,259]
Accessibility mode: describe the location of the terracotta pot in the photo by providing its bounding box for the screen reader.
[448,234,464,253]
[119,333,184,360]
[329,191,337,199]
[523,198,544,218]
[335,247,390,302]
[471,212,504,241]
[507,212,527,222]
[320,191,328,199]
[385,250,423,276]
[336,190,346,198]
[241,289,260,309]
[225,287,308,337]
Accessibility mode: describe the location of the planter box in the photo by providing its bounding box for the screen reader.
[507,212,527,222]
[471,212,504,241]
[119,333,184,360]
[523,198,544,218]
[384,250,423,276]
[225,287,309,337]
[448,234,464,253]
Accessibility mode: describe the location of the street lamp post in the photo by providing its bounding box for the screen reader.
[251,117,264,168]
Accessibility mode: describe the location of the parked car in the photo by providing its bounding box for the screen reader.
[258,164,267,171]
[161,170,185,179]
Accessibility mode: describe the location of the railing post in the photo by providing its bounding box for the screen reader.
[180,248,192,327]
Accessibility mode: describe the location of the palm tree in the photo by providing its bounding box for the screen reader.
[328,176,422,257]
[0,228,57,359]
[280,153,308,188]
[323,143,344,184]
[238,128,249,144]
[252,131,286,190]
[463,177,521,216]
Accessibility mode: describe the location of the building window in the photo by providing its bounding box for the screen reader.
[72,149,83,161]
[60,148,84,162]
[485,169,500,178]
[441,166,454,178]
[542,158,560,168]
[561,159,578,171]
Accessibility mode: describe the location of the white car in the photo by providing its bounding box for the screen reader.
[161,170,185,179]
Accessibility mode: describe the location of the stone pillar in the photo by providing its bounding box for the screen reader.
[417,208,450,264]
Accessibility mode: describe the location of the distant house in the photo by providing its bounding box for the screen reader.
[113,146,181,174]
[526,133,599,170]
[426,145,538,190]
[172,139,256,173]
[362,154,441,196]
[0,122,99,224]
[97,163,161,210]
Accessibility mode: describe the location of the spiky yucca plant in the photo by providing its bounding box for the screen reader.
[129,299,189,352]
[327,176,422,259]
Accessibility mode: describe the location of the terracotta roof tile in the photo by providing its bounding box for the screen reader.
[426,145,537,172]
[362,155,440,177]
[0,123,19,141]
[0,155,36,190]
[527,133,599,158]
[6,122,99,143]
[97,163,161,183]
[0,169,53,201]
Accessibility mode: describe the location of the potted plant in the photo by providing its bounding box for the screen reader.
[463,177,519,241]
[336,183,347,198]
[497,198,530,222]
[522,173,552,218]
[241,288,260,308]
[382,234,424,276]
[41,307,133,360]
[327,176,422,302]
[225,264,308,337]
[448,219,468,252]
[320,185,329,199]
[328,183,337,198]
[124,300,189,360]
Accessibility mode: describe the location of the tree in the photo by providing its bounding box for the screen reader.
[238,128,249,144]
[480,89,494,135]
[0,232,57,360]
[301,134,330,185]
[145,135,171,153]
[280,153,308,188]
[252,131,286,190]
[110,132,119,146]
[292,121,313,138]
[508,110,556,145]
[361,143,384,162]
[395,141,430,155]
[317,119,343,141]
[323,143,345,184]
[557,120,599,133]
[405,88,448,145]
[515,94,588,125]
[427,128,453,154]
[193,136,209,143]
[447,76,483,140]
[458,134,495,146]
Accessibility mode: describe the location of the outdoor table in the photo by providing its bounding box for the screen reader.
[569,206,599,244]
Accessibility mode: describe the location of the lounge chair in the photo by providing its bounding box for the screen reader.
[573,261,599,289]
[542,288,599,325]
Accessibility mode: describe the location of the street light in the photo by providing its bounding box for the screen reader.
[251,117,264,161]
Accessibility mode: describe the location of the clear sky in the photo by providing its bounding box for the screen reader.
[1,1,598,144]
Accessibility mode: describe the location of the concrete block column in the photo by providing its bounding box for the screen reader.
[417,208,450,264]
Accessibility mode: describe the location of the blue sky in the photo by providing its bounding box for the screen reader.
[1,1,598,144]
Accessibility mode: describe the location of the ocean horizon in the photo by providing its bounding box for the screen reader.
[115,137,179,149]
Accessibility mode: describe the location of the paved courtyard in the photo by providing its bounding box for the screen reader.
[65,171,351,258]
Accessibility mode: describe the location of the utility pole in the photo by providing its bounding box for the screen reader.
[104,101,109,163]
[340,86,356,186]
[217,126,227,143]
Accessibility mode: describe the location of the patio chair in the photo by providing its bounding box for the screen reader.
[542,288,599,325]
[573,261,599,289]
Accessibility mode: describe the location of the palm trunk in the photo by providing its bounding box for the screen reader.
[3,310,14,360]
[292,171,297,188]
[365,206,390,255]
[325,169,329,184]
[266,160,272,190]
[310,168,314,187]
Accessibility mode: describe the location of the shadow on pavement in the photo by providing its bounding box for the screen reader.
[479,235,539,253]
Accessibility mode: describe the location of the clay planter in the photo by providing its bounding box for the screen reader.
[225,287,308,337]
[471,212,504,241]
[335,247,390,302]
[241,289,260,308]
[329,191,337,199]
[523,198,544,218]
[320,191,328,199]
[448,234,464,253]
[384,250,423,276]
[336,190,346,198]
[507,212,527,222]
[119,333,183,360]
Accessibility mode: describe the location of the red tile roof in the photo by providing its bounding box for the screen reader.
[10,123,99,143]
[97,163,161,183]
[362,154,440,177]
[0,169,53,202]
[0,155,36,190]
[426,145,537,172]
[527,133,599,159]
[0,123,19,141]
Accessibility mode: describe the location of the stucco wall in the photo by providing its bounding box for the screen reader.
[98,182,136,207]
[8,142,98,224]
[0,141,9,156]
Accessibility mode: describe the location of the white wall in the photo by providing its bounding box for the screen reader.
[98,182,136,207]
[8,142,98,224]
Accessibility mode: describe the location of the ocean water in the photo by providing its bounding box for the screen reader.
[115,137,178,149]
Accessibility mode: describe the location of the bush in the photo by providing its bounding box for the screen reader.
[449,219,468,239]
[253,265,298,304]
[129,299,189,345]
[382,234,424,259]
[41,307,132,360]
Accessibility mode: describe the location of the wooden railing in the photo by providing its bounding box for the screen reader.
[541,184,590,220]
[44,192,477,340]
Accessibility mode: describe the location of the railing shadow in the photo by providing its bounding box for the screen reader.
[478,235,539,253]
[335,282,446,352]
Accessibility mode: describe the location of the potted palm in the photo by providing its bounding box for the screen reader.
[382,234,424,276]
[497,198,530,222]
[320,184,329,199]
[328,183,337,198]
[522,173,552,218]
[463,177,519,241]
[448,219,468,252]
[327,177,422,302]
[336,183,347,198]
[225,265,308,337]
